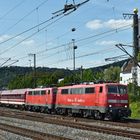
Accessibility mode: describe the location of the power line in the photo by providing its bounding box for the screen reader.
[16,23,131,65]
[1,0,49,35]
[0,0,25,20]
[30,24,132,56]
[0,0,88,46]
[76,24,132,43]
[0,15,65,55]
[44,44,131,66]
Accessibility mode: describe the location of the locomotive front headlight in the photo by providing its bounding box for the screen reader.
[109,105,112,107]
[125,105,127,108]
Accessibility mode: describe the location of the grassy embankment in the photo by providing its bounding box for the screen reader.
[129,84,140,118]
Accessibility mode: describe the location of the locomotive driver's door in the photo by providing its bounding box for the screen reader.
[51,88,57,109]
[95,86,103,106]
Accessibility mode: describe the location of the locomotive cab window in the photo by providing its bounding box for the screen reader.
[108,85,127,94]
[118,86,127,94]
[108,86,118,94]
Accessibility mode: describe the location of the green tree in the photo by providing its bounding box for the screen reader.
[104,66,121,82]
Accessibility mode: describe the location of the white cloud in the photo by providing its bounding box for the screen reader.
[96,40,117,46]
[86,20,103,30]
[104,19,132,29]
[21,40,35,46]
[0,35,10,42]
[86,19,132,30]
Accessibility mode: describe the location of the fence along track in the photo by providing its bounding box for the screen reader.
[0,123,72,140]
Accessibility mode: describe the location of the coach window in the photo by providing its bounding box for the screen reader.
[85,87,95,94]
[99,86,103,93]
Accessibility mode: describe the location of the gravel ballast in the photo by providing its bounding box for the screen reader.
[0,116,138,140]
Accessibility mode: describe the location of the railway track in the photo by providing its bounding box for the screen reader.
[1,107,140,129]
[0,122,71,140]
[0,107,140,139]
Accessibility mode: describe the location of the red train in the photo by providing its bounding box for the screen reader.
[0,83,131,120]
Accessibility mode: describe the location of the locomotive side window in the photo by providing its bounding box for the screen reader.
[71,88,84,94]
[35,91,40,95]
[85,87,95,94]
[41,90,46,95]
[61,89,68,94]
[28,91,33,95]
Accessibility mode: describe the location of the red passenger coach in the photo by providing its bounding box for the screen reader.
[0,89,27,108]
[26,87,57,113]
[56,83,131,120]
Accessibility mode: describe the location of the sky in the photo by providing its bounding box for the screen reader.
[0,0,139,69]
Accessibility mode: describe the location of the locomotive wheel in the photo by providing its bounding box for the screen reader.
[67,109,72,116]
[108,114,120,121]
[94,111,105,120]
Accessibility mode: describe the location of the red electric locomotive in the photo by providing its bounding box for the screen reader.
[25,87,57,113]
[56,83,131,120]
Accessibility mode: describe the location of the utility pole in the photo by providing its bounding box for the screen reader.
[29,53,36,88]
[72,39,77,83]
[72,39,77,72]
[81,65,83,83]
[123,9,139,85]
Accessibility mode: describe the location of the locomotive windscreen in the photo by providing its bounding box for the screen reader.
[107,85,127,94]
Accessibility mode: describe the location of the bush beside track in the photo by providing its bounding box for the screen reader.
[128,83,140,119]
[130,102,140,118]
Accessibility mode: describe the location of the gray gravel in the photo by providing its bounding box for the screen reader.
[0,116,137,140]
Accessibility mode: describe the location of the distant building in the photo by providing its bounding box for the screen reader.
[120,60,140,86]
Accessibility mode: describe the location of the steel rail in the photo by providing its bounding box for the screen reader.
[0,122,72,140]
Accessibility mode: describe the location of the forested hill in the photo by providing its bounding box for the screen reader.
[0,59,128,89]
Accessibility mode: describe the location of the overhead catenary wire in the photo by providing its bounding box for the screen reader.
[37,27,131,63]
[0,0,88,46]
[27,23,133,56]
[16,23,132,64]
[44,46,119,66]
[0,0,25,20]
[1,0,49,35]
[0,15,65,55]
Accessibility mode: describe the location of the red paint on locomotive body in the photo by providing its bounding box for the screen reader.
[56,84,106,107]
[56,83,131,119]
[26,87,57,107]
[106,83,129,108]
